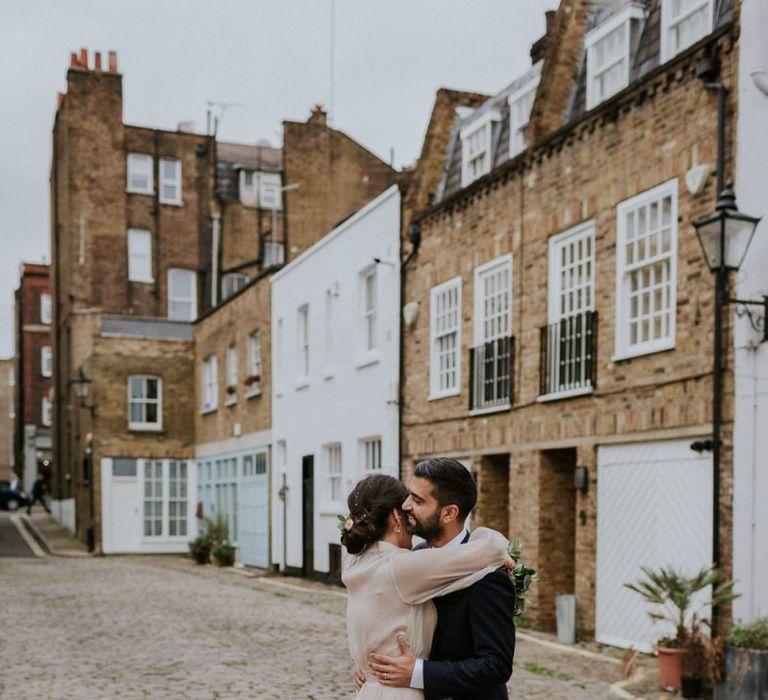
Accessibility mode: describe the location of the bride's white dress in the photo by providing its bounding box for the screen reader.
[342,527,508,699]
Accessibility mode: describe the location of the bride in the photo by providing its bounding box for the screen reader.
[340,473,508,698]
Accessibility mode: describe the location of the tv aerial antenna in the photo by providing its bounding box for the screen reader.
[206,100,248,137]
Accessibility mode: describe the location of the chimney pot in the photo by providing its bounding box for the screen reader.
[94,52,102,70]
[79,48,88,69]
[108,51,117,73]
[70,52,79,68]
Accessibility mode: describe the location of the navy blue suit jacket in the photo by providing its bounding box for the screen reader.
[417,534,516,700]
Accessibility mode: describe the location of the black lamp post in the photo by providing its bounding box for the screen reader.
[692,182,762,585]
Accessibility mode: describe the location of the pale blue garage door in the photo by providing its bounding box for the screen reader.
[239,451,269,568]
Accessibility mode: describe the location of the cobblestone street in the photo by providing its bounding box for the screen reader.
[0,536,625,699]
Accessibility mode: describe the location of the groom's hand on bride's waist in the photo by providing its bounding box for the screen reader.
[368,634,417,688]
[354,668,366,692]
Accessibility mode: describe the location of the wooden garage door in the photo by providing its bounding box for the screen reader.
[239,451,270,569]
[596,439,712,652]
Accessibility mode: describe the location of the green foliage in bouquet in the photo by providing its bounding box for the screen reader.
[507,539,537,618]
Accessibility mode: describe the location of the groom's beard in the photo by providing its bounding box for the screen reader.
[404,509,442,542]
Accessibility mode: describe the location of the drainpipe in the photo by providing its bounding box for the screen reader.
[279,471,289,573]
[397,201,422,476]
[211,212,221,307]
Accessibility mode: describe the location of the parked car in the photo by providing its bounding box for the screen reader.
[0,481,30,511]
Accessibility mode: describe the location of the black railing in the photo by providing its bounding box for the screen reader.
[469,336,514,411]
[539,311,598,396]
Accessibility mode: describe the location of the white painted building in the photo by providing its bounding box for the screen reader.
[733,0,768,623]
[270,186,400,579]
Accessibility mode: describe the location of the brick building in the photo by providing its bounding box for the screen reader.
[14,263,53,490]
[193,106,396,569]
[401,0,739,649]
[0,357,15,481]
[50,48,397,554]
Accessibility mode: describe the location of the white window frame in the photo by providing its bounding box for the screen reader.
[548,222,596,324]
[263,240,285,267]
[429,276,462,400]
[615,178,678,360]
[159,157,182,205]
[259,171,283,210]
[202,355,219,413]
[296,304,310,386]
[128,375,163,431]
[246,330,262,398]
[361,437,383,473]
[225,344,238,406]
[127,153,153,195]
[460,111,500,187]
[167,268,197,321]
[325,443,343,504]
[358,266,379,364]
[167,460,189,538]
[660,0,714,63]
[508,72,540,158]
[41,346,52,378]
[142,459,190,540]
[222,273,248,300]
[41,394,52,427]
[40,293,52,324]
[473,255,513,346]
[585,3,646,110]
[127,228,153,283]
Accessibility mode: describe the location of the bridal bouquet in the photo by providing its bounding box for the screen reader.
[506,539,537,618]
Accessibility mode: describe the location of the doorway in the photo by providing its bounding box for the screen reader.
[302,456,314,578]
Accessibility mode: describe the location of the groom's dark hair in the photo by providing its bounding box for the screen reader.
[414,458,477,519]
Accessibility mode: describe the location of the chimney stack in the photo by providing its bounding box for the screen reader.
[108,51,118,73]
[94,52,102,71]
[57,92,65,109]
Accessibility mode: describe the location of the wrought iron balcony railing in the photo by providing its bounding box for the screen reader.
[469,336,514,412]
[539,311,598,397]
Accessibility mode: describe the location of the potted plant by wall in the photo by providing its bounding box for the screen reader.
[212,543,236,567]
[188,536,211,565]
[225,384,237,395]
[243,374,261,387]
[626,565,738,694]
[717,618,768,699]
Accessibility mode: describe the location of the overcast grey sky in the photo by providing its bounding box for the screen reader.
[0,0,557,357]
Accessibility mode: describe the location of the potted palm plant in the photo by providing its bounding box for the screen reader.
[626,565,738,695]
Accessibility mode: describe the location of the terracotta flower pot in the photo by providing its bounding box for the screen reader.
[658,646,686,691]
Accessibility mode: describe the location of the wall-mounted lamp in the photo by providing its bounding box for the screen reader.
[70,367,97,416]
[574,465,589,493]
[403,301,420,329]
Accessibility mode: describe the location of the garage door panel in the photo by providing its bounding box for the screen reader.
[597,439,712,652]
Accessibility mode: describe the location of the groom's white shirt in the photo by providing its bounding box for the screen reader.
[409,526,469,690]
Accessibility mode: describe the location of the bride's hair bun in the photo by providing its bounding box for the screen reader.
[340,474,408,555]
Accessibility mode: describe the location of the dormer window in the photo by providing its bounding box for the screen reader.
[460,112,499,187]
[585,3,646,110]
[661,0,713,62]
[508,69,541,158]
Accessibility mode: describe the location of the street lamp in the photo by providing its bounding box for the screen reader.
[692,182,762,582]
[70,368,96,416]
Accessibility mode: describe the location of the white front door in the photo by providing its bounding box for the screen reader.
[239,450,270,568]
[596,439,713,652]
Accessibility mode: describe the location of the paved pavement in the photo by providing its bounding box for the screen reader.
[0,517,627,699]
[0,511,36,557]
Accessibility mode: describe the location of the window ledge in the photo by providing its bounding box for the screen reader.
[468,403,512,416]
[538,386,593,403]
[128,277,155,285]
[323,370,334,382]
[612,341,675,363]
[245,386,262,399]
[428,389,461,402]
[160,199,184,207]
[356,352,381,370]
[200,406,218,415]
[318,506,343,516]
[126,189,153,196]
[224,395,238,407]
[128,424,164,433]
[295,379,310,391]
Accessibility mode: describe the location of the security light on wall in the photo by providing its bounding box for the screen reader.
[403,301,420,329]
[574,465,589,493]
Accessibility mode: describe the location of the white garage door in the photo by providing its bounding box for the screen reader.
[596,439,713,652]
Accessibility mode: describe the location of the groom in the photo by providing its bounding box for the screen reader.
[367,458,516,699]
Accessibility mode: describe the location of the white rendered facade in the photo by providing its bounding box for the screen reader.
[733,0,768,623]
[270,186,401,576]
